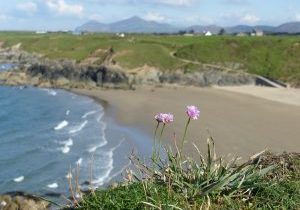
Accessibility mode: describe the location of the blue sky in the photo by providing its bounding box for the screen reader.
[0,0,300,30]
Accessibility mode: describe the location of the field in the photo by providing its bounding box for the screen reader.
[0,32,300,86]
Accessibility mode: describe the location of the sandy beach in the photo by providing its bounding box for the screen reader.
[72,85,300,158]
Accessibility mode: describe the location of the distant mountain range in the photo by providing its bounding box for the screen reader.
[76,16,177,33]
[76,16,300,34]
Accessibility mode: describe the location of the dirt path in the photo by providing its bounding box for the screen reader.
[169,51,235,72]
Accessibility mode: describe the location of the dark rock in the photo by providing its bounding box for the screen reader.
[159,70,255,87]
[0,192,50,210]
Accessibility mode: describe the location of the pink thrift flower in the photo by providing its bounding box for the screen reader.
[186,105,200,120]
[155,113,164,123]
[155,113,174,124]
[162,113,174,124]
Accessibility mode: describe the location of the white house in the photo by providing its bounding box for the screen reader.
[205,31,212,36]
[183,33,194,37]
[116,33,125,38]
[255,29,264,36]
[237,32,248,37]
[36,31,47,34]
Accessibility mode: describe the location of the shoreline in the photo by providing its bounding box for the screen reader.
[0,83,300,209]
[0,85,153,207]
[72,85,300,159]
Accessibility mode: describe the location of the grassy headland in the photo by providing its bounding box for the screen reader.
[1,32,300,86]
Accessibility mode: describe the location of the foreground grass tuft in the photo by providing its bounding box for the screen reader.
[62,107,300,210]
[64,153,300,210]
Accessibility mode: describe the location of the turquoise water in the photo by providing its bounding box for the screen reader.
[0,86,152,198]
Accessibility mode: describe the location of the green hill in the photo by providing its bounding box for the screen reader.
[0,32,300,86]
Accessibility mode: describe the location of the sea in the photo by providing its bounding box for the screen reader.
[0,64,152,201]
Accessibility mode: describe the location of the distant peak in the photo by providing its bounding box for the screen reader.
[87,20,101,23]
[128,16,143,20]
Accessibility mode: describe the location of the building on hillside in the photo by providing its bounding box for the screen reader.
[255,29,264,36]
[35,31,47,34]
[204,31,212,36]
[116,33,125,38]
[183,33,195,37]
[236,32,248,37]
[72,31,84,35]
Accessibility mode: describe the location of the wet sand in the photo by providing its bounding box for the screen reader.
[72,86,300,158]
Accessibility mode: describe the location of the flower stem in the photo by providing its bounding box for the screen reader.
[152,122,160,161]
[181,117,191,153]
[159,123,166,144]
[156,123,166,158]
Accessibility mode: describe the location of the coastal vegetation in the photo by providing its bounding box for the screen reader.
[0,32,300,86]
[63,106,300,210]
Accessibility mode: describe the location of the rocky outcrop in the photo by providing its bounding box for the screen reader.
[25,61,129,88]
[160,70,255,86]
[0,45,255,89]
[0,193,50,210]
[129,65,255,87]
[0,45,130,89]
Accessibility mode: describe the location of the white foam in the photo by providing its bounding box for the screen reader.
[69,120,88,134]
[0,201,7,207]
[88,121,107,153]
[48,90,57,96]
[61,138,73,147]
[54,120,69,130]
[13,176,24,183]
[92,152,114,186]
[56,138,73,154]
[66,110,70,116]
[61,146,70,154]
[88,142,107,153]
[47,183,58,189]
[65,172,73,179]
[97,113,104,122]
[76,158,83,166]
[82,110,97,119]
[91,139,125,187]
[58,138,73,154]
[41,88,57,96]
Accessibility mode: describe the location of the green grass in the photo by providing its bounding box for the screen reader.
[175,36,300,86]
[59,106,300,210]
[0,32,183,71]
[64,153,300,210]
[1,32,300,85]
[62,140,300,210]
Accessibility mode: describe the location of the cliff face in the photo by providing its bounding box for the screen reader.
[0,45,130,89]
[0,45,255,89]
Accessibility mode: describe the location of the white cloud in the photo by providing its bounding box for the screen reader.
[89,0,200,6]
[184,15,214,25]
[222,0,248,5]
[144,12,166,22]
[89,14,103,21]
[296,13,300,21]
[17,2,37,14]
[155,0,197,6]
[240,14,260,24]
[0,14,9,21]
[46,0,83,16]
